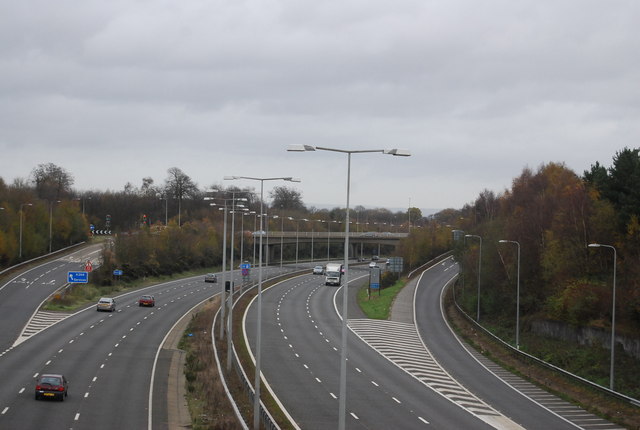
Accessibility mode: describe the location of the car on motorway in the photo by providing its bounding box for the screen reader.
[369,261,378,268]
[204,273,218,283]
[96,297,116,312]
[138,294,155,307]
[35,374,68,401]
[312,265,324,275]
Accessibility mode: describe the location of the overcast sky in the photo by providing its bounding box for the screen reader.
[1,1,637,214]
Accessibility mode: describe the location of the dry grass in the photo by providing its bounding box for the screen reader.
[180,298,246,429]
[182,281,295,430]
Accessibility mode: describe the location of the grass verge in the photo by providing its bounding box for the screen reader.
[357,279,406,319]
[178,297,245,429]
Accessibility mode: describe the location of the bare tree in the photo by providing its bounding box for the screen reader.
[30,163,74,200]
[269,186,305,211]
[164,167,199,226]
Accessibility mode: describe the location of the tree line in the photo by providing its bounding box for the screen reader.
[400,148,640,343]
[1,164,419,272]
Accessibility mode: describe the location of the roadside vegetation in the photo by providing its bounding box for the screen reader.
[179,298,243,430]
[398,148,640,401]
[357,275,405,320]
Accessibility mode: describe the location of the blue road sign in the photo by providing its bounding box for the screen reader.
[113,269,123,276]
[68,271,89,283]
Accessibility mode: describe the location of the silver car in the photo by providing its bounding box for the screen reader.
[96,297,116,312]
[204,273,218,283]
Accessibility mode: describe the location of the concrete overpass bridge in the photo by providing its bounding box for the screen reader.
[251,231,408,263]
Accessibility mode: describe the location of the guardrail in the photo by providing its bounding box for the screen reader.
[213,266,312,429]
[448,275,640,408]
[0,241,86,277]
[407,250,453,279]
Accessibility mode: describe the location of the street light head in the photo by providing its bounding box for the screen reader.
[285,177,301,183]
[287,144,316,152]
[383,148,411,157]
[499,240,508,243]
[223,176,237,180]
[588,243,601,248]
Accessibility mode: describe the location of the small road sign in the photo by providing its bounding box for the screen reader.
[113,269,123,276]
[68,271,89,283]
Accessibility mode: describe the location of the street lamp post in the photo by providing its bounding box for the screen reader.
[499,239,521,349]
[288,144,410,430]
[295,218,300,268]
[19,203,33,259]
[48,200,61,254]
[227,199,247,371]
[241,211,253,273]
[157,193,168,226]
[465,234,482,322]
[309,219,317,263]
[327,220,331,263]
[252,212,258,266]
[588,243,617,390]
[273,215,285,269]
[225,175,300,430]
[206,192,247,349]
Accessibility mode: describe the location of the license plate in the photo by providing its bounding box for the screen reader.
[43,393,54,397]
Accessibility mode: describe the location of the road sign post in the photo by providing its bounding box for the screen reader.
[67,271,89,284]
[369,266,381,298]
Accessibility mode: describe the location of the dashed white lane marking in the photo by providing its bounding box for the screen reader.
[348,319,522,429]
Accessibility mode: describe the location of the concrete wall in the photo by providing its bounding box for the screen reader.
[531,319,640,359]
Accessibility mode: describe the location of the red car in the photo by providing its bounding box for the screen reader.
[138,295,155,307]
[35,374,68,401]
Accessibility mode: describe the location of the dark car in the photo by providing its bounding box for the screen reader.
[35,374,68,401]
[138,295,155,307]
